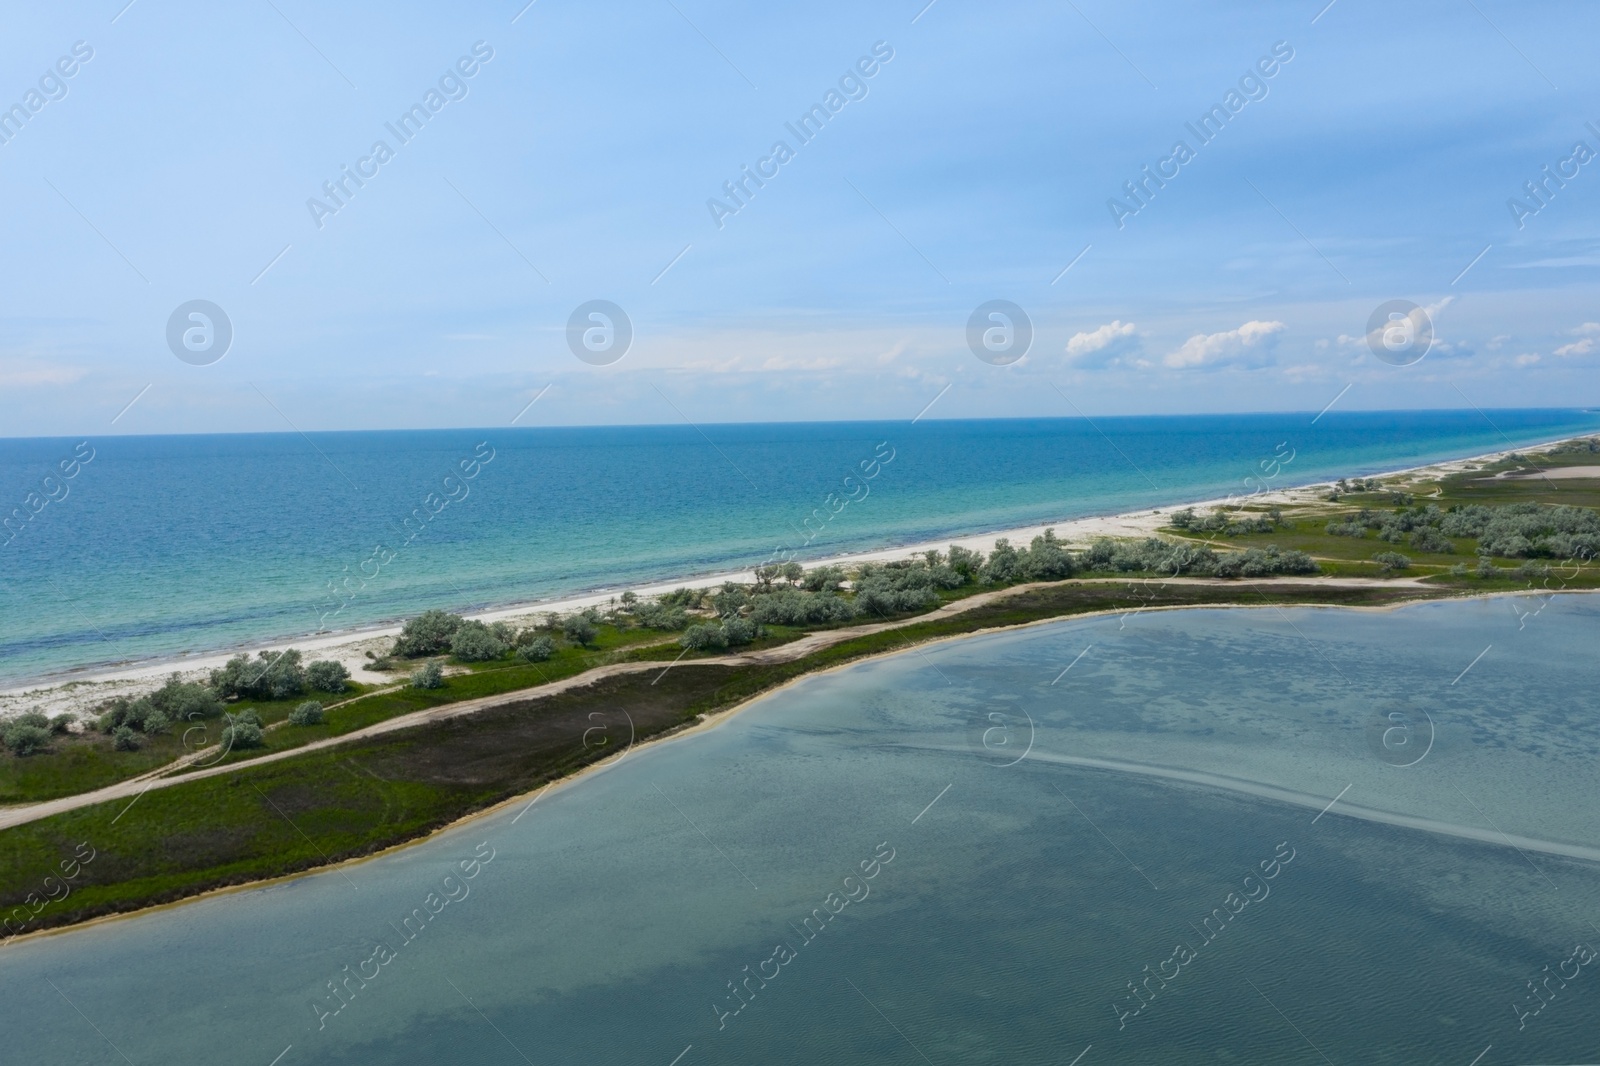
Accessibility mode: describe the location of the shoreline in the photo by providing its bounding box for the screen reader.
[7,584,1598,949]
[0,430,1588,720]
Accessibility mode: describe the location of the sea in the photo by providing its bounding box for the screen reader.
[0,407,1596,686]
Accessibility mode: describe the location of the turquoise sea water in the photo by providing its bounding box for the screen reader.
[3,596,1596,1064]
[0,408,1597,685]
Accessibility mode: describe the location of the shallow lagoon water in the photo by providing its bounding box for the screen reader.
[4,595,1598,1064]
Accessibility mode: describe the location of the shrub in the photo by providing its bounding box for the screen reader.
[393,610,465,658]
[210,650,306,700]
[721,617,758,647]
[305,660,350,692]
[149,675,226,720]
[562,616,598,647]
[1325,521,1366,537]
[1373,551,1411,574]
[946,546,984,579]
[410,662,445,690]
[658,587,704,608]
[1449,563,1470,578]
[4,722,53,756]
[1169,508,1197,530]
[680,623,728,651]
[141,710,171,735]
[517,636,554,662]
[100,696,159,734]
[112,725,142,752]
[749,590,855,626]
[1475,556,1498,578]
[798,565,847,592]
[981,539,1023,583]
[287,701,325,726]
[1021,529,1076,580]
[221,717,265,749]
[450,620,507,662]
[15,711,49,730]
[49,714,74,735]
[632,602,689,630]
[1409,528,1455,554]
[711,584,749,618]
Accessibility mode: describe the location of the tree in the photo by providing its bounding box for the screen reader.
[1022,529,1075,580]
[410,662,444,690]
[450,620,507,662]
[210,650,306,700]
[3,721,53,756]
[518,636,555,662]
[981,539,1022,583]
[680,623,728,651]
[218,709,265,749]
[562,615,598,647]
[288,701,325,726]
[112,725,142,752]
[305,660,350,693]
[393,610,465,658]
[1373,551,1411,574]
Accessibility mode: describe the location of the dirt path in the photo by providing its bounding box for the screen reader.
[0,576,1439,833]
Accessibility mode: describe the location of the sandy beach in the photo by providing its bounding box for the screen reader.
[0,433,1580,723]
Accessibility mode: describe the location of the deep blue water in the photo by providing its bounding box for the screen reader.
[0,408,1595,684]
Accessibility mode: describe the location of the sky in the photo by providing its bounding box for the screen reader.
[0,0,1597,436]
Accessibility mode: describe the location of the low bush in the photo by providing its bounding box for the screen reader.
[287,701,325,726]
[4,721,53,756]
[518,636,556,662]
[393,610,465,658]
[305,660,350,692]
[450,620,507,662]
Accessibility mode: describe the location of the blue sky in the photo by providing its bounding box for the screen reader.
[1,0,1597,436]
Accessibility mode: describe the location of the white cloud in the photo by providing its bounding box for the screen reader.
[1065,320,1137,367]
[0,360,88,387]
[1164,320,1284,369]
[1575,322,1600,336]
[1555,337,1595,358]
[1515,353,1541,367]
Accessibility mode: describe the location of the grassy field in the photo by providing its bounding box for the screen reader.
[1164,443,1600,586]
[0,580,1441,938]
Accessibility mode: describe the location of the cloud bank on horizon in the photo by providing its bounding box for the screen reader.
[0,0,1597,436]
